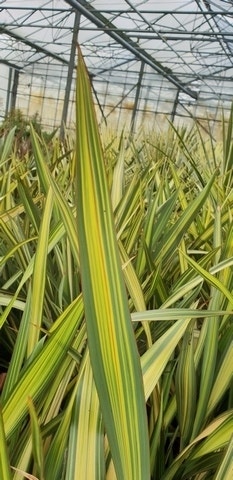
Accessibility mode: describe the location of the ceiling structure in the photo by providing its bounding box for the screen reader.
[0,0,233,132]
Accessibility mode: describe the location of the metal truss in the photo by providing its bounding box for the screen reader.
[0,0,232,131]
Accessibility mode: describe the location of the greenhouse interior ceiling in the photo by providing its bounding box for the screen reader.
[0,0,233,134]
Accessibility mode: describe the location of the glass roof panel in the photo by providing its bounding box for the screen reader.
[0,0,232,129]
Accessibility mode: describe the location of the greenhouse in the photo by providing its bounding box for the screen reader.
[0,2,233,480]
[1,0,233,133]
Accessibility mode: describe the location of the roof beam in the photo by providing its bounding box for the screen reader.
[0,59,22,70]
[2,7,233,16]
[195,0,233,63]
[65,0,198,99]
[0,26,69,66]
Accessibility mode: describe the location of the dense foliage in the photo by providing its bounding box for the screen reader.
[0,51,232,480]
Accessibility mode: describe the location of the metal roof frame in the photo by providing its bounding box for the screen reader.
[65,0,198,99]
[0,0,232,130]
[0,25,69,66]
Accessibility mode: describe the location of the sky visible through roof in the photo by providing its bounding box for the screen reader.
[0,0,233,129]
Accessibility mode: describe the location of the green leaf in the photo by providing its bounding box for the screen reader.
[207,341,233,417]
[153,172,217,265]
[2,295,83,439]
[141,316,191,401]
[181,250,233,305]
[65,356,105,480]
[11,468,38,480]
[175,320,196,449]
[213,435,233,480]
[0,127,16,166]
[28,398,44,480]
[76,46,150,479]
[191,411,233,459]
[1,286,32,401]
[162,411,233,480]
[30,126,80,268]
[0,405,12,480]
[27,186,54,356]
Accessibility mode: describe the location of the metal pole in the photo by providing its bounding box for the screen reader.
[130,61,145,136]
[10,69,19,111]
[65,0,197,99]
[60,10,81,137]
[5,66,13,115]
[171,88,180,122]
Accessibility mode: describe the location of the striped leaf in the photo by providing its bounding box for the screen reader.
[28,398,44,480]
[76,47,150,479]
[2,295,83,439]
[0,405,11,480]
[65,356,105,480]
[27,187,54,356]
[213,435,233,480]
[162,411,233,480]
[175,320,196,449]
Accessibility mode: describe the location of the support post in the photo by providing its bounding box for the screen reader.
[171,88,180,122]
[60,10,81,137]
[5,67,13,115]
[10,69,19,111]
[130,61,145,135]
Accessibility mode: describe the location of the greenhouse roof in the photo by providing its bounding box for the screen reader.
[0,0,233,130]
